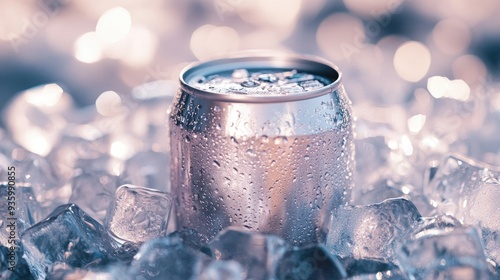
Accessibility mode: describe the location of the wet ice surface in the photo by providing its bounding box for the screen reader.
[190,69,331,95]
[326,198,421,262]
[208,227,289,279]
[105,184,172,244]
[21,204,116,279]
[1,79,500,279]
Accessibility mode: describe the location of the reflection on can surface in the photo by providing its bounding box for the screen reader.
[170,54,354,245]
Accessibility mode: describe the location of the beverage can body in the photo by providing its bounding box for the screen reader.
[169,54,354,245]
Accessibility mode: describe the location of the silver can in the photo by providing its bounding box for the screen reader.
[169,53,354,245]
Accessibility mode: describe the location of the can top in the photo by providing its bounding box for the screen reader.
[180,53,342,103]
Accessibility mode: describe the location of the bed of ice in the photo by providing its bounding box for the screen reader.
[0,76,499,279]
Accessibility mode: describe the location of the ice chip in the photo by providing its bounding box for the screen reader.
[257,73,277,83]
[326,198,421,261]
[200,260,245,280]
[208,227,289,279]
[425,153,500,263]
[275,245,347,280]
[105,185,172,244]
[190,69,330,95]
[231,69,249,79]
[397,226,492,279]
[131,235,209,280]
[69,170,120,223]
[21,204,116,279]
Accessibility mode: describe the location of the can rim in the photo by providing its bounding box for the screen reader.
[179,52,343,103]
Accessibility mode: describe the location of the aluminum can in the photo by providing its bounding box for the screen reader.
[169,53,354,245]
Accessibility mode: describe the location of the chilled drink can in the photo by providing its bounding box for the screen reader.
[169,53,354,245]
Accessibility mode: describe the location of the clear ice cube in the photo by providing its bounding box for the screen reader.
[425,153,500,263]
[105,185,172,244]
[21,204,116,279]
[397,226,492,279]
[326,198,421,261]
[352,178,435,217]
[208,227,289,280]
[275,244,347,280]
[131,235,209,280]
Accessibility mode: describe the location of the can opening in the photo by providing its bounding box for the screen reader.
[189,68,332,96]
[180,54,342,103]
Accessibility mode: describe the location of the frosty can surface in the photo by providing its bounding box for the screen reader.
[169,53,354,245]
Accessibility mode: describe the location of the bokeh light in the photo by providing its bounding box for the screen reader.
[74,32,103,64]
[408,114,426,134]
[427,76,470,101]
[316,13,365,62]
[343,0,402,17]
[431,19,470,55]
[393,41,431,82]
[96,7,132,43]
[95,91,126,117]
[190,25,239,60]
[452,55,487,86]
[237,0,301,28]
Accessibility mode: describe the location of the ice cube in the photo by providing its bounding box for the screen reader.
[425,154,500,263]
[352,178,435,216]
[396,226,492,279]
[208,227,289,280]
[21,204,116,279]
[69,170,120,223]
[167,228,211,256]
[0,182,40,246]
[340,257,404,280]
[352,178,407,206]
[275,244,347,280]
[200,260,245,280]
[113,241,140,264]
[105,185,172,244]
[131,235,209,280]
[326,198,421,261]
[0,245,33,279]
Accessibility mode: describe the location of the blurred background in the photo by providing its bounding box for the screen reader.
[1,0,500,187]
[1,0,499,107]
